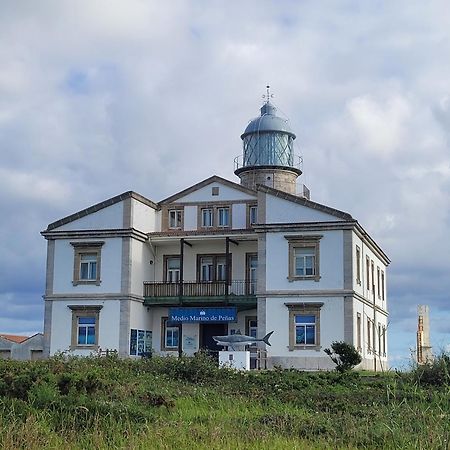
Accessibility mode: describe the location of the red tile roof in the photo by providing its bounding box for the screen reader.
[0,334,29,344]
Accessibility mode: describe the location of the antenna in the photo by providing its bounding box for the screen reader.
[262,85,274,103]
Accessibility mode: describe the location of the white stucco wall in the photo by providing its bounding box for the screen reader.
[53,238,122,294]
[184,206,197,231]
[54,202,124,231]
[129,300,152,331]
[265,296,345,359]
[265,194,344,223]
[265,230,343,291]
[232,203,247,229]
[352,232,388,311]
[132,199,157,232]
[130,239,153,296]
[176,182,256,202]
[50,299,121,355]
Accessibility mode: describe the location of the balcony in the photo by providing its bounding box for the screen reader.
[143,280,257,308]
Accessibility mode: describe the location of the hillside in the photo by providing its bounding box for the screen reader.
[0,354,449,449]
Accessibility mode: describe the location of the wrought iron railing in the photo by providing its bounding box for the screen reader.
[143,280,256,298]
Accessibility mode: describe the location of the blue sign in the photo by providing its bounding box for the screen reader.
[168,307,237,324]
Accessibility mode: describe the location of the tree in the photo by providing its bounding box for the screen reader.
[324,341,362,373]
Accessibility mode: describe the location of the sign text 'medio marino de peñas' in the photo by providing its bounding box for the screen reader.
[168,307,237,324]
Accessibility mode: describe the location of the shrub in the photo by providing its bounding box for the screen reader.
[414,353,450,386]
[324,341,362,373]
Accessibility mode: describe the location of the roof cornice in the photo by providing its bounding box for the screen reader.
[41,228,149,242]
[257,185,353,221]
[158,175,257,204]
[46,191,158,231]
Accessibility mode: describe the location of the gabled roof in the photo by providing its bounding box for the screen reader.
[46,191,158,231]
[159,175,257,204]
[0,334,29,343]
[257,184,353,221]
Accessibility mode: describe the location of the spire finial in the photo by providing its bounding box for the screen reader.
[262,85,274,103]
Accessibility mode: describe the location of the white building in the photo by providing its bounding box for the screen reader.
[42,98,389,371]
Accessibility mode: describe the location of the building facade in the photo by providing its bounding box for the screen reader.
[42,99,389,370]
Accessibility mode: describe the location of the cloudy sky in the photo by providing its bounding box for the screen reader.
[1,1,449,367]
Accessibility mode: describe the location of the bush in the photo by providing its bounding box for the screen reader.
[324,341,362,373]
[414,353,450,386]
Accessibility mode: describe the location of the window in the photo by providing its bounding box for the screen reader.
[356,246,361,285]
[367,318,371,352]
[294,248,315,276]
[169,210,183,229]
[212,186,219,196]
[217,207,230,227]
[198,254,230,282]
[366,256,370,291]
[287,303,322,350]
[295,315,316,345]
[80,254,97,281]
[286,235,322,282]
[130,329,152,356]
[382,326,386,356]
[71,242,104,286]
[381,271,385,301]
[246,317,258,339]
[69,305,102,349]
[161,318,179,351]
[246,253,257,294]
[357,313,362,351]
[201,208,213,227]
[249,205,258,226]
[377,267,381,298]
[378,323,382,355]
[371,260,375,295]
[165,256,180,283]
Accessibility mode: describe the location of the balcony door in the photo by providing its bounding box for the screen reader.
[198,255,230,283]
[165,256,180,283]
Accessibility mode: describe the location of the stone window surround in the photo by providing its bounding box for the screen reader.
[356,245,362,286]
[246,203,258,228]
[160,317,179,351]
[161,205,185,231]
[285,302,323,351]
[197,203,233,230]
[168,209,184,230]
[285,235,322,282]
[366,256,370,291]
[71,241,104,286]
[356,312,362,352]
[68,305,102,350]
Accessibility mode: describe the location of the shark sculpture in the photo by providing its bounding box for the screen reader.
[213,331,274,350]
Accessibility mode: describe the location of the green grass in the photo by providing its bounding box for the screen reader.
[0,353,449,449]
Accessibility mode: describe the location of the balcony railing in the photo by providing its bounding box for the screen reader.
[144,280,256,298]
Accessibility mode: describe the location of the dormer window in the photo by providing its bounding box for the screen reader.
[169,210,183,229]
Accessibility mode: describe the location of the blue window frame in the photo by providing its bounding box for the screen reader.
[78,317,96,345]
[295,315,316,345]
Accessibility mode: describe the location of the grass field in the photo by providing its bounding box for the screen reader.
[0,353,449,449]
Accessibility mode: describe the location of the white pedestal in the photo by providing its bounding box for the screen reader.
[219,351,250,370]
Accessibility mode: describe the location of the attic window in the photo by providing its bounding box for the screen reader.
[212,187,219,196]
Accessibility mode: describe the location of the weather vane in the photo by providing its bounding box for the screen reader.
[262,85,274,103]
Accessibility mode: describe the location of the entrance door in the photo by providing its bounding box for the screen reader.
[200,323,227,352]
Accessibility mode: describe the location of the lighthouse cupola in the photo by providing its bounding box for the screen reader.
[234,86,302,195]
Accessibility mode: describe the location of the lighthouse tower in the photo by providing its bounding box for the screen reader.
[234,87,302,195]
